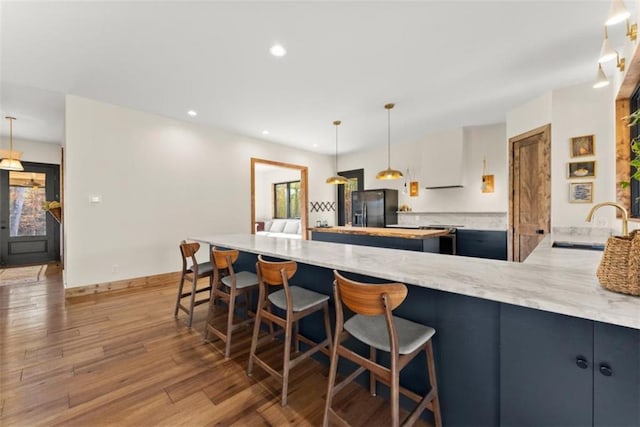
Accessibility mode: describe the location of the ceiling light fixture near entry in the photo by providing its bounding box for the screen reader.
[0,117,24,172]
[376,103,403,180]
[326,120,348,185]
[187,110,198,117]
[269,44,287,57]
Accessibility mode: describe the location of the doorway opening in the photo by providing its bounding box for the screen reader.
[250,158,309,239]
[0,161,61,266]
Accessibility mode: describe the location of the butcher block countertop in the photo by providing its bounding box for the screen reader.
[309,226,449,239]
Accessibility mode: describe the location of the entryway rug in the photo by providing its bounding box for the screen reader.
[0,265,48,287]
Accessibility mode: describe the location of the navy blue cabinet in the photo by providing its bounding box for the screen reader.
[311,231,439,253]
[593,322,640,427]
[456,229,507,260]
[500,304,593,426]
[500,304,640,427]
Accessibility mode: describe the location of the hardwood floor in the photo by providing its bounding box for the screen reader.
[0,269,431,426]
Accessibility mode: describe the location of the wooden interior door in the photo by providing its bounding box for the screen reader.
[509,125,551,262]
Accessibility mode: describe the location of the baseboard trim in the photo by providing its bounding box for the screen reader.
[65,271,181,298]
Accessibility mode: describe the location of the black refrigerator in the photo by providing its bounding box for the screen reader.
[351,189,398,227]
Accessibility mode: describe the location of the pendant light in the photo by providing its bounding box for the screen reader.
[0,117,24,171]
[326,120,348,185]
[376,103,403,180]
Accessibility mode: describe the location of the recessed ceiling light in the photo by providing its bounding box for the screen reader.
[262,130,270,135]
[270,44,287,57]
[187,110,198,117]
[313,144,318,147]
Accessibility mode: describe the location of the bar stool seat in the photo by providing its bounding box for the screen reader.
[324,270,442,427]
[248,255,332,406]
[175,240,213,328]
[204,248,259,359]
[221,271,258,289]
[345,314,435,355]
[268,286,329,312]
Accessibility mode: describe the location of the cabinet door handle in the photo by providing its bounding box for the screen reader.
[575,356,589,369]
[599,363,613,377]
[536,229,545,235]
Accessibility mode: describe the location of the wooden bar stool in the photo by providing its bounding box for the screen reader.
[323,270,442,427]
[203,248,259,359]
[174,240,213,328]
[247,255,332,406]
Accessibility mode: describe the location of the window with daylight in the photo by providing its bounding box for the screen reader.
[274,180,301,219]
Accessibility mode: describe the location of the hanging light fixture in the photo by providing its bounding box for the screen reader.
[593,64,611,89]
[0,117,24,171]
[481,157,495,193]
[326,120,348,185]
[376,103,403,180]
[606,0,631,26]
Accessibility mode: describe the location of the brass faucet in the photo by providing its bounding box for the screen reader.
[585,202,629,236]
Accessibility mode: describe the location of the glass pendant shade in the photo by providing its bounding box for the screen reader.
[0,117,24,172]
[376,103,403,180]
[326,120,348,185]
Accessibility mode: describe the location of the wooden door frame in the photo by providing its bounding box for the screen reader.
[508,124,551,261]
[250,157,309,239]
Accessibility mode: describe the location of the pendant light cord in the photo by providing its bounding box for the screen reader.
[387,107,391,169]
[8,117,14,161]
[335,123,339,173]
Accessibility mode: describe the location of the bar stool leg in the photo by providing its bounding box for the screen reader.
[187,275,198,328]
[281,314,293,406]
[247,298,263,377]
[391,356,400,427]
[322,330,341,427]
[225,287,237,359]
[370,346,377,396]
[427,340,442,427]
[174,273,186,317]
[322,302,332,354]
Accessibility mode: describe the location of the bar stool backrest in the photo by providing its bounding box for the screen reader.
[180,241,201,272]
[256,255,297,287]
[212,248,239,270]
[333,270,407,316]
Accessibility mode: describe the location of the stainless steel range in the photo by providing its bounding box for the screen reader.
[420,225,463,255]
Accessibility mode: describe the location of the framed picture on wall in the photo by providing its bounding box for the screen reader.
[569,182,593,203]
[567,161,596,179]
[570,135,595,157]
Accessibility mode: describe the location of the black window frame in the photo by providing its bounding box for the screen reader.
[273,180,301,219]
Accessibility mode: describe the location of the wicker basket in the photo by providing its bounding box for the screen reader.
[596,230,640,296]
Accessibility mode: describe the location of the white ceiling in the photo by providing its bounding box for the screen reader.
[0,1,625,154]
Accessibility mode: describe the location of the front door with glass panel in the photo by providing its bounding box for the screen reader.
[0,162,60,266]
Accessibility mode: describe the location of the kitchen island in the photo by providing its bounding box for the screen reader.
[310,225,448,253]
[191,234,639,426]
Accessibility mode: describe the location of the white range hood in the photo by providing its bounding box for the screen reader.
[422,128,465,189]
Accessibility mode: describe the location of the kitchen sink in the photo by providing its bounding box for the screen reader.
[551,241,605,251]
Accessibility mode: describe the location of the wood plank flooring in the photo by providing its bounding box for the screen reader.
[0,269,431,426]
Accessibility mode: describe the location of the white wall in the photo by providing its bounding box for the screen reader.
[551,82,619,229]
[64,95,334,288]
[506,82,626,232]
[506,92,552,138]
[0,137,61,165]
[255,167,301,220]
[339,123,508,214]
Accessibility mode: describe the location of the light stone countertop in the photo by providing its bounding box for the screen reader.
[191,234,640,329]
